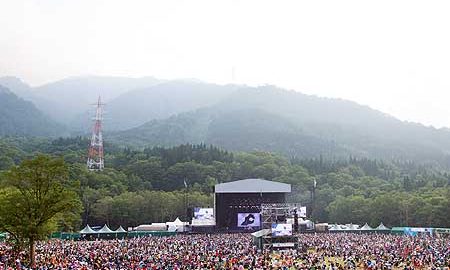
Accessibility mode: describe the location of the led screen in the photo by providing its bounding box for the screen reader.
[194,208,214,220]
[272,223,293,236]
[237,213,261,227]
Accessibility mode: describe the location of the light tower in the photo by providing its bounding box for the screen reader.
[87,96,105,171]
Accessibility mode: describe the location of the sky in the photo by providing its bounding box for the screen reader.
[1,0,450,128]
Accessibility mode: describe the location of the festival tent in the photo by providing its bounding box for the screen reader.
[92,224,119,239]
[111,226,127,239]
[166,217,188,232]
[375,223,390,232]
[98,224,113,233]
[79,225,97,234]
[114,226,127,233]
[359,223,373,231]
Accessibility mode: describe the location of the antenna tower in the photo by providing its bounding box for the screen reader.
[87,96,105,171]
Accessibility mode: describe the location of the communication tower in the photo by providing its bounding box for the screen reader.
[87,96,105,171]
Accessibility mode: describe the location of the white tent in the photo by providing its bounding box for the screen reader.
[98,224,113,233]
[166,217,188,232]
[173,217,184,225]
[359,223,373,231]
[79,225,97,234]
[375,223,390,231]
[114,226,127,233]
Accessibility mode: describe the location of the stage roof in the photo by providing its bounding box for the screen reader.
[215,179,291,194]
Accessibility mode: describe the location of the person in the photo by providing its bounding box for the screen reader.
[0,233,448,269]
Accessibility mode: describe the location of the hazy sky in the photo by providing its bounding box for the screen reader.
[1,0,450,128]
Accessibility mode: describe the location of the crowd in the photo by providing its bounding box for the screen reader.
[0,233,448,269]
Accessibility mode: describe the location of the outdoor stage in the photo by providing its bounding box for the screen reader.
[214,179,291,231]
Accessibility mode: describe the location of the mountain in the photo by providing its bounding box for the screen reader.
[111,85,450,164]
[0,85,64,137]
[0,76,35,100]
[100,80,238,131]
[0,76,236,132]
[32,76,162,124]
[3,75,450,164]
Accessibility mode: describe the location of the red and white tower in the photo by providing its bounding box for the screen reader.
[87,96,105,171]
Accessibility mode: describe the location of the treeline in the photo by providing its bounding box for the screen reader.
[0,137,449,229]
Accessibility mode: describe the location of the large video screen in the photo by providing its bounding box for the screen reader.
[272,223,292,237]
[194,208,214,220]
[237,213,261,227]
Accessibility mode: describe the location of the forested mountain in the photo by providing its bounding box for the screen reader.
[111,107,343,158]
[0,85,64,137]
[3,76,450,165]
[112,85,450,165]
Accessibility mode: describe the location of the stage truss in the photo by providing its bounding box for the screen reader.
[260,203,302,250]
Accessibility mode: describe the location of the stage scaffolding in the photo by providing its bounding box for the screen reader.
[261,203,302,250]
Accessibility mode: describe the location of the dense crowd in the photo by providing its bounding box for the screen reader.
[0,233,448,269]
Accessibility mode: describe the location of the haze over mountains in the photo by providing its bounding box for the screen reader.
[0,85,63,136]
[1,75,450,164]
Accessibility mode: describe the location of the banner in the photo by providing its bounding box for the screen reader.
[237,213,261,227]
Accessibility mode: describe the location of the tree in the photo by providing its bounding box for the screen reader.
[327,195,369,224]
[0,155,82,267]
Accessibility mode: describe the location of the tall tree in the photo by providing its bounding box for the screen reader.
[0,155,82,267]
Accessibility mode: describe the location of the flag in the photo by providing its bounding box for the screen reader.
[184,179,188,188]
[313,179,317,188]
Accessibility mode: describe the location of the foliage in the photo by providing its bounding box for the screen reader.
[0,155,82,266]
[0,138,449,231]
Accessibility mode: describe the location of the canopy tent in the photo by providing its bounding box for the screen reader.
[114,226,127,233]
[98,224,113,233]
[375,223,390,231]
[166,217,188,232]
[359,223,373,231]
[79,225,97,234]
[173,217,185,225]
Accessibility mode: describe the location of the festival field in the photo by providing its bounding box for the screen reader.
[0,233,448,269]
